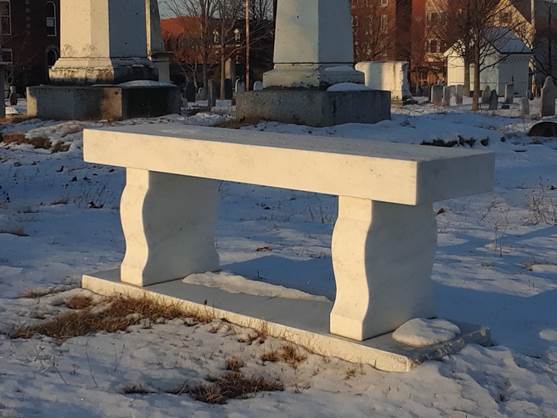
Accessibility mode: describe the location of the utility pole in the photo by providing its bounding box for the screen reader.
[245,0,250,91]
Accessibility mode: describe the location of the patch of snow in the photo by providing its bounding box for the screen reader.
[327,83,371,92]
[530,264,557,274]
[183,271,329,302]
[324,65,356,72]
[117,80,175,88]
[393,319,461,347]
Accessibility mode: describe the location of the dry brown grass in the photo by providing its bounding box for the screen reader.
[225,357,245,372]
[0,227,29,237]
[9,295,213,341]
[184,372,283,404]
[2,132,52,150]
[215,117,266,129]
[64,295,93,310]
[261,344,307,367]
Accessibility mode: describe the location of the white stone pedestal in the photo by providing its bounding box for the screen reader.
[50,0,156,85]
[263,0,363,89]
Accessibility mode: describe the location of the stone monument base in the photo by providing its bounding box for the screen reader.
[27,84,180,121]
[236,89,391,127]
[82,269,491,372]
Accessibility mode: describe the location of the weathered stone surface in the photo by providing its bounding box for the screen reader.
[455,85,464,105]
[431,85,443,106]
[355,61,411,101]
[442,86,451,106]
[83,123,494,341]
[528,121,557,137]
[520,97,530,117]
[504,83,514,104]
[27,84,180,121]
[263,0,363,89]
[488,90,499,110]
[235,80,245,94]
[50,0,156,85]
[541,76,556,117]
[482,86,492,104]
[185,81,196,102]
[8,85,16,106]
[236,89,391,127]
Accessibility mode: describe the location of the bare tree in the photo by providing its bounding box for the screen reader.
[214,0,243,98]
[165,0,217,89]
[352,1,395,61]
[430,0,529,110]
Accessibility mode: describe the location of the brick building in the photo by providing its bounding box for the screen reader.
[0,0,60,94]
[351,0,412,63]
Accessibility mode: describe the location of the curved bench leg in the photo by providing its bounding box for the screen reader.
[120,168,220,287]
[330,197,437,341]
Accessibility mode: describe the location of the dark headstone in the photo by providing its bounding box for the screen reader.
[488,90,498,110]
[185,81,196,102]
[224,79,233,100]
[528,121,557,138]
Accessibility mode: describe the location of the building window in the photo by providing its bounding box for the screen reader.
[0,0,11,36]
[380,15,388,33]
[380,0,388,6]
[0,48,12,64]
[46,1,57,36]
[234,28,241,44]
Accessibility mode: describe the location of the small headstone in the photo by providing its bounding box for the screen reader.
[422,85,431,100]
[185,81,196,102]
[541,76,556,117]
[0,71,5,118]
[431,85,443,106]
[235,80,245,94]
[482,86,492,104]
[442,86,451,106]
[8,85,17,106]
[528,121,557,137]
[196,87,207,101]
[224,79,233,100]
[208,80,219,107]
[519,97,529,117]
[455,85,464,105]
[253,81,263,91]
[504,83,514,104]
[488,90,498,110]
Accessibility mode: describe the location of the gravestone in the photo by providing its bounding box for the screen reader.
[482,86,492,104]
[9,85,17,106]
[253,81,263,91]
[355,61,411,101]
[422,85,431,100]
[504,84,514,104]
[528,121,557,137]
[541,76,556,117]
[208,80,219,107]
[185,81,196,102]
[235,80,245,94]
[520,97,529,117]
[455,85,464,105]
[237,0,390,127]
[197,87,207,101]
[224,79,234,100]
[442,86,451,106]
[488,90,498,110]
[27,0,180,120]
[431,85,443,106]
[0,71,4,118]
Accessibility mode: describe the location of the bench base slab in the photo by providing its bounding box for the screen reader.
[236,89,391,127]
[27,84,180,121]
[83,269,491,372]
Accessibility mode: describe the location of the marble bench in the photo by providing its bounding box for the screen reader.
[83,125,494,342]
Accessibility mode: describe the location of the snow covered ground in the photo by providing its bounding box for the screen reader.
[1,99,557,417]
